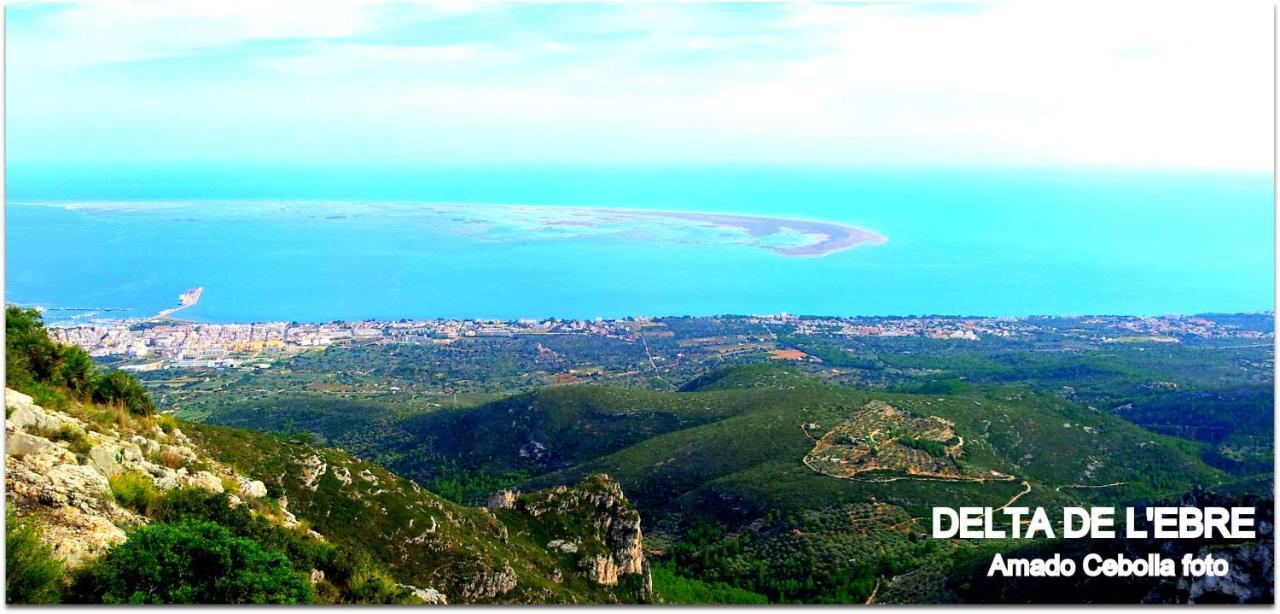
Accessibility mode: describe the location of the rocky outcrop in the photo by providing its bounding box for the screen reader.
[238,477,268,498]
[397,583,448,605]
[498,474,651,597]
[4,388,286,570]
[459,561,518,600]
[487,489,517,510]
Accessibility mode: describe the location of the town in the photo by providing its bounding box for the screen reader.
[46,312,1271,372]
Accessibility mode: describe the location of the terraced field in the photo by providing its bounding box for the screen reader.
[802,400,991,481]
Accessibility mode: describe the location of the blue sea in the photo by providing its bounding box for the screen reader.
[6,165,1274,323]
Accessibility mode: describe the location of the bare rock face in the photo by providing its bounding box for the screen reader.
[300,454,327,491]
[1175,498,1274,604]
[6,440,136,567]
[6,390,67,432]
[547,539,579,554]
[459,561,519,600]
[487,489,518,510]
[7,431,55,458]
[505,474,651,597]
[580,553,622,585]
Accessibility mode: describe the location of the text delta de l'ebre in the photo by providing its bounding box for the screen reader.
[932,506,1256,540]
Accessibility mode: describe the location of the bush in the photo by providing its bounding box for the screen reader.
[6,306,59,391]
[155,414,178,434]
[5,307,157,418]
[346,568,414,604]
[6,510,65,604]
[72,521,313,604]
[148,488,339,584]
[34,423,94,456]
[6,307,95,399]
[92,371,155,417]
[156,447,188,470]
[109,472,159,514]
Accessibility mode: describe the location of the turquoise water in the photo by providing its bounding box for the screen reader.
[6,165,1274,322]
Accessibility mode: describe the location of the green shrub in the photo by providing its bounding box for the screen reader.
[148,488,338,583]
[72,521,312,604]
[36,424,93,456]
[346,568,414,604]
[6,510,65,604]
[156,414,178,434]
[92,371,155,417]
[5,307,157,419]
[108,472,158,514]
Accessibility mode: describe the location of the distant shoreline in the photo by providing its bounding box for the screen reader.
[42,310,1275,329]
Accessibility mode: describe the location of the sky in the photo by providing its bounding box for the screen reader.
[5,0,1273,170]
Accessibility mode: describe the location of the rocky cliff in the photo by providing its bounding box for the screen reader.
[489,474,653,598]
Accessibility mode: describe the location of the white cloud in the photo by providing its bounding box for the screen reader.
[7,1,1273,170]
[7,0,470,68]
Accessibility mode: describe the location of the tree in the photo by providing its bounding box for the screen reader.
[6,306,60,389]
[74,521,312,604]
[58,346,96,398]
[6,511,65,604]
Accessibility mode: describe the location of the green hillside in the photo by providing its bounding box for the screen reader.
[195,361,1240,603]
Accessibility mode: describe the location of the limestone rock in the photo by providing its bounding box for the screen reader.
[580,553,621,586]
[459,561,518,600]
[397,583,448,605]
[7,398,67,433]
[88,444,124,477]
[547,539,579,554]
[7,431,54,458]
[239,478,268,498]
[300,455,327,490]
[5,388,35,415]
[487,490,517,510]
[189,471,225,494]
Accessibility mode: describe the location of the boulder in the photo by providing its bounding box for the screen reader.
[547,539,579,554]
[7,431,53,458]
[396,583,448,605]
[239,478,268,499]
[7,402,66,433]
[189,471,224,494]
[129,435,160,456]
[88,445,124,477]
[120,442,145,464]
[5,388,35,416]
